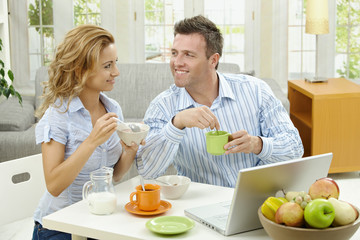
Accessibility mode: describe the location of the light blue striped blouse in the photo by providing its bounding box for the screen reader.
[34,93,123,224]
[136,73,304,187]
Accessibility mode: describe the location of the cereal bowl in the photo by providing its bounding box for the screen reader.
[156,175,191,200]
[258,206,360,240]
[116,122,149,146]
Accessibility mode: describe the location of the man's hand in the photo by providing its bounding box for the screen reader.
[224,130,263,155]
[172,106,220,130]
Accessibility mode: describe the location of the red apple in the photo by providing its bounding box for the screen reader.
[275,202,305,227]
[308,177,340,200]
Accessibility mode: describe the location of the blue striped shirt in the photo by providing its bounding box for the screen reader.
[137,73,304,187]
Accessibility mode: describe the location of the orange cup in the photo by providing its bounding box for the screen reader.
[129,184,161,211]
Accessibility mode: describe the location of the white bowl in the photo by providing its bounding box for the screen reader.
[156,175,191,200]
[116,122,149,146]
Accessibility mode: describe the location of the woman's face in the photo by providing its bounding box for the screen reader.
[85,43,119,92]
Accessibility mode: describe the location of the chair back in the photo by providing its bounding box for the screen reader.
[0,154,45,225]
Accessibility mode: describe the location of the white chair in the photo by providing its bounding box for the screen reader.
[0,154,46,240]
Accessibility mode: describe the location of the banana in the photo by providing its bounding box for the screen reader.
[261,197,288,222]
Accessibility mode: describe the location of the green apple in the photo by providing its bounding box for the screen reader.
[304,198,335,228]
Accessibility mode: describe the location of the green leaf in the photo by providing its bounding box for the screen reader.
[0,78,7,87]
[3,88,10,98]
[7,70,14,81]
[9,85,15,95]
[0,59,4,68]
[15,91,23,106]
[0,68,4,78]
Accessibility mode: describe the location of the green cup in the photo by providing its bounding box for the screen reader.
[206,131,231,155]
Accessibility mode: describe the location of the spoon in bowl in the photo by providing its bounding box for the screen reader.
[155,179,178,186]
[113,118,132,131]
[113,118,140,132]
[128,123,141,132]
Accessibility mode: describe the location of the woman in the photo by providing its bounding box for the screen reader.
[33,24,141,240]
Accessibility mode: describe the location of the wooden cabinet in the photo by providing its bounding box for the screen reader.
[288,78,360,173]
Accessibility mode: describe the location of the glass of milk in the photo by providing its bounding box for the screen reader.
[82,167,117,215]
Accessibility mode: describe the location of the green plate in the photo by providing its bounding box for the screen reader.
[146,216,195,235]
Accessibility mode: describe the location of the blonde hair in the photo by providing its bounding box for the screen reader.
[35,24,115,118]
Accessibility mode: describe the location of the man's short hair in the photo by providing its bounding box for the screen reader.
[174,15,223,68]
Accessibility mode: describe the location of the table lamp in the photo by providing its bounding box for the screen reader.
[305,0,329,83]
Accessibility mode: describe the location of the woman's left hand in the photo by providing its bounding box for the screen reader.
[120,139,146,153]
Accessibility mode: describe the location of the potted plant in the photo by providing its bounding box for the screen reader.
[0,38,22,105]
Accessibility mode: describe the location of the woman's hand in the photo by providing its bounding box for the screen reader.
[86,112,118,148]
[120,139,146,154]
[113,139,145,182]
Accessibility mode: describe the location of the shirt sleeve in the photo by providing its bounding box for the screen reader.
[35,107,69,145]
[256,80,304,164]
[136,101,185,179]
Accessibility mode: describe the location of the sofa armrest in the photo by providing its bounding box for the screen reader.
[0,97,35,131]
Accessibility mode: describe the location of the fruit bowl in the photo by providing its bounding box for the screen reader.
[258,206,360,240]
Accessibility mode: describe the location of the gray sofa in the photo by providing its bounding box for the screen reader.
[0,63,289,164]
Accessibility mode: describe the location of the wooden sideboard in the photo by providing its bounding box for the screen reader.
[288,78,360,173]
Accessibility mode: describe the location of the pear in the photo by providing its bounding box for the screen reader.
[328,197,359,226]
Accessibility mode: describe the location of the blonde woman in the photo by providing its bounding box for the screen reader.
[33,25,141,240]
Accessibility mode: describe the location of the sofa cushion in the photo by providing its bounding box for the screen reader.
[0,97,35,131]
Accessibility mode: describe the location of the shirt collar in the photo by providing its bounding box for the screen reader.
[218,72,236,101]
[68,92,117,113]
[175,72,236,112]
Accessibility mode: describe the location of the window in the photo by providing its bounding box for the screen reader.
[26,0,102,82]
[288,0,360,82]
[335,0,360,81]
[28,0,55,81]
[288,0,315,80]
[204,0,245,70]
[144,0,184,62]
[143,0,249,71]
[73,0,101,26]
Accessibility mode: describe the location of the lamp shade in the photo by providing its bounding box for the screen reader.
[305,0,329,35]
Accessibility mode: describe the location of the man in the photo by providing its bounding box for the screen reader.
[136,15,303,187]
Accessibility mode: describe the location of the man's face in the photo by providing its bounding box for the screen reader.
[170,33,213,90]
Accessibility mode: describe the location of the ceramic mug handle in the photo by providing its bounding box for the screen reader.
[130,191,139,205]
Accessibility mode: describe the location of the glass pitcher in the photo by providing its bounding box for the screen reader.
[82,167,117,215]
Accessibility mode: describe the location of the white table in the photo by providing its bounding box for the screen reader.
[43,173,360,240]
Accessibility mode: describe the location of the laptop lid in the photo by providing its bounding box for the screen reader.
[185,153,333,236]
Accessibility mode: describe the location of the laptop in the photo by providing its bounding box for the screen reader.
[184,153,333,236]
